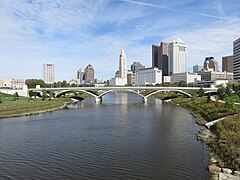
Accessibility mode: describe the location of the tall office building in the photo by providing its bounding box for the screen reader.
[110,49,128,86]
[131,62,145,73]
[193,64,203,72]
[233,38,240,81]
[84,64,94,82]
[43,64,55,84]
[152,42,169,76]
[119,49,127,78]
[222,55,233,72]
[77,68,85,83]
[203,57,219,71]
[169,38,186,75]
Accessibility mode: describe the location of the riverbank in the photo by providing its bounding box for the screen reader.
[0,98,73,119]
[167,97,240,179]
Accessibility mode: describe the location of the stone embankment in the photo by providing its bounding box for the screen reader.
[198,129,240,180]
[209,164,240,180]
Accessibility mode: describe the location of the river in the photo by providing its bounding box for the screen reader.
[0,93,208,179]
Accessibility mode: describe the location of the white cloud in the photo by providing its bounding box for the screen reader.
[0,0,239,81]
[164,17,240,69]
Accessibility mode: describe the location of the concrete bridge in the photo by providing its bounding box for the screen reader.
[30,86,218,103]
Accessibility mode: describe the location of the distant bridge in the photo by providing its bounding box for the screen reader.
[30,86,218,103]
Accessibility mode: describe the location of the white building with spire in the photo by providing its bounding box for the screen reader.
[110,49,128,86]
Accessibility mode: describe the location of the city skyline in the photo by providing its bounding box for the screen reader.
[0,0,240,81]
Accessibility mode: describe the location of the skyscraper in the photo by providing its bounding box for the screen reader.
[203,57,219,71]
[233,38,240,81]
[131,62,145,73]
[119,49,127,78]
[110,49,128,86]
[169,38,186,75]
[77,68,85,83]
[152,42,169,76]
[193,64,203,72]
[43,64,55,84]
[222,55,233,72]
[84,64,95,82]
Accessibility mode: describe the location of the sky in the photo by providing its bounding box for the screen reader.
[0,0,240,81]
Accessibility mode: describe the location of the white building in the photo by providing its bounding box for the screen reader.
[136,67,162,86]
[169,38,186,75]
[10,79,26,89]
[170,72,201,84]
[0,78,12,88]
[110,49,128,86]
[118,49,127,79]
[43,64,55,84]
[163,76,171,83]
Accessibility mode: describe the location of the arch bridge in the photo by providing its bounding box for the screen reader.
[30,86,218,103]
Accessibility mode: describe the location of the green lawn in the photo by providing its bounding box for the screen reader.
[0,93,72,119]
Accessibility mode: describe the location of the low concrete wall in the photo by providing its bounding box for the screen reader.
[0,89,28,97]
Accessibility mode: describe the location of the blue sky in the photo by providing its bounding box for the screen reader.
[0,0,239,81]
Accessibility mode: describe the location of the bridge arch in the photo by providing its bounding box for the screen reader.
[55,90,98,98]
[98,89,145,98]
[145,89,192,98]
[204,91,217,96]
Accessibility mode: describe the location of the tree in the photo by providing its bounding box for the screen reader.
[191,91,197,100]
[218,85,226,100]
[25,79,45,88]
[49,91,55,100]
[14,92,19,100]
[207,93,211,103]
[61,80,68,87]
[0,93,2,103]
[28,90,34,100]
[177,81,187,87]
[225,97,234,108]
[42,90,47,101]
[225,85,232,97]
[198,87,205,97]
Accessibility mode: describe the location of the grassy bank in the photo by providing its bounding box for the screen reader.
[210,116,240,170]
[169,96,240,171]
[172,97,238,125]
[0,96,73,119]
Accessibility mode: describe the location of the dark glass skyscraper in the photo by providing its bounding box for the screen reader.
[84,64,95,83]
[233,38,240,80]
[152,42,169,76]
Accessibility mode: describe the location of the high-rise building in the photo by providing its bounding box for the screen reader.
[119,49,127,78]
[222,55,233,72]
[131,62,145,73]
[203,57,219,71]
[127,70,135,85]
[43,64,55,84]
[152,42,169,76]
[110,49,128,86]
[169,38,186,75]
[84,64,94,83]
[193,64,203,72]
[77,68,85,83]
[233,38,240,81]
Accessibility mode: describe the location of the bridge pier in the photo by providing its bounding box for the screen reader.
[142,97,147,103]
[95,97,102,103]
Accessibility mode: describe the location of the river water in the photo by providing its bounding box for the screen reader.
[0,93,208,179]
